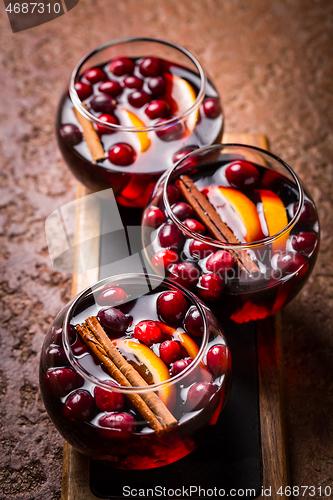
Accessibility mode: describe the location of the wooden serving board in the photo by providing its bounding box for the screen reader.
[61,133,290,500]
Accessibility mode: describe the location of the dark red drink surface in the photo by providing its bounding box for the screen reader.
[40,281,230,469]
[56,57,223,208]
[142,161,320,323]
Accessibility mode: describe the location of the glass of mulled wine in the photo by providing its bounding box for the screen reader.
[142,144,320,323]
[40,274,231,469]
[56,37,223,208]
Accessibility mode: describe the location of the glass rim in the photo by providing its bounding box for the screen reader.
[62,273,211,393]
[69,37,207,133]
[162,143,305,249]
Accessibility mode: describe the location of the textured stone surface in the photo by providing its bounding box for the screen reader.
[0,0,332,498]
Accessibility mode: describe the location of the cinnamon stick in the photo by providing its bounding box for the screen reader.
[73,104,105,163]
[176,175,260,275]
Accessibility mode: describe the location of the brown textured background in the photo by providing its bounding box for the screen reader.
[0,1,332,498]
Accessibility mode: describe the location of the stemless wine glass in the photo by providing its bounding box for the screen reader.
[142,144,320,323]
[40,273,231,469]
[56,37,223,208]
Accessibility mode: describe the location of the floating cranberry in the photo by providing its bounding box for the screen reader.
[123,75,144,89]
[172,147,199,168]
[169,262,199,288]
[68,325,77,345]
[97,307,130,336]
[187,382,217,410]
[94,381,124,412]
[95,113,119,135]
[275,252,308,277]
[134,320,163,346]
[139,57,163,77]
[46,345,68,367]
[98,80,123,97]
[152,249,179,271]
[128,90,151,108]
[156,119,185,142]
[293,201,316,225]
[85,68,106,84]
[108,143,136,166]
[63,390,95,421]
[159,340,182,365]
[90,94,116,114]
[189,240,215,259]
[207,345,228,377]
[145,100,170,120]
[157,290,188,324]
[225,160,260,190]
[166,185,180,205]
[109,57,135,76]
[184,306,204,337]
[148,76,166,96]
[158,223,183,250]
[51,326,63,346]
[74,81,92,100]
[71,336,88,356]
[97,286,129,307]
[171,358,192,376]
[47,368,79,397]
[183,219,205,235]
[202,97,221,119]
[171,202,194,221]
[144,207,166,228]
[98,412,136,440]
[292,232,317,255]
[60,124,82,146]
[197,273,224,301]
[206,250,235,275]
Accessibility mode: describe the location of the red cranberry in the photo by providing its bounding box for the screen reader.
[275,252,308,277]
[51,326,63,346]
[197,273,224,301]
[293,201,316,225]
[94,381,124,412]
[157,290,188,324]
[47,368,79,397]
[169,262,199,288]
[172,147,199,168]
[128,90,151,108]
[108,143,136,166]
[202,97,221,119]
[71,336,88,356]
[183,219,205,235]
[158,223,183,250]
[159,340,182,365]
[171,358,192,376]
[95,114,119,135]
[148,76,166,97]
[109,57,135,76]
[98,412,136,440]
[152,249,179,271]
[145,100,170,120]
[123,76,143,89]
[97,286,128,306]
[207,345,228,377]
[189,240,215,259]
[74,81,92,100]
[166,185,180,205]
[144,207,166,228]
[98,80,123,97]
[46,345,68,367]
[156,119,185,141]
[68,325,77,345]
[184,306,204,337]
[63,390,95,420]
[171,202,194,221]
[206,251,235,274]
[139,57,163,77]
[90,94,116,114]
[85,67,106,83]
[292,232,317,255]
[187,382,217,410]
[225,160,260,190]
[97,307,130,336]
[134,320,163,346]
[60,124,82,146]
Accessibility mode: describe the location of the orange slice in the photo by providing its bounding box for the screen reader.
[165,73,198,133]
[204,186,264,243]
[172,331,199,360]
[119,108,151,152]
[255,189,289,251]
[113,339,175,408]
